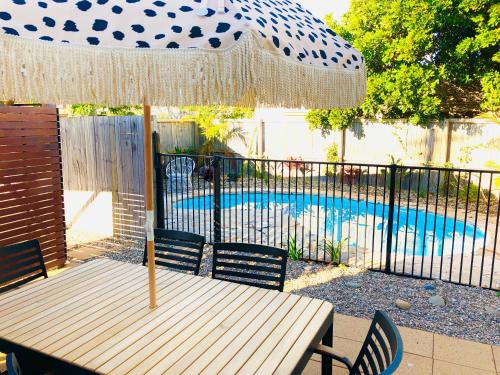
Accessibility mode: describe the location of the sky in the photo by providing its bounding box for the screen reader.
[300,0,350,21]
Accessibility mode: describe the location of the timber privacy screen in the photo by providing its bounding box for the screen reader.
[155,151,499,290]
[0,106,66,269]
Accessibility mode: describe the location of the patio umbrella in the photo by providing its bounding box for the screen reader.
[0,0,366,308]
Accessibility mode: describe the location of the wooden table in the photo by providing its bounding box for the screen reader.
[0,259,334,374]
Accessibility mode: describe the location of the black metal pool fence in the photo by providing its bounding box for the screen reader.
[155,152,499,290]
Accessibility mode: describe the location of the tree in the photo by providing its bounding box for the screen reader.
[306,108,357,135]
[69,104,142,116]
[308,0,499,130]
[180,106,254,154]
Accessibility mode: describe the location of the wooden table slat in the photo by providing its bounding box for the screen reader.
[102,283,249,374]
[76,279,229,367]
[0,261,137,333]
[218,294,302,375]
[199,293,291,375]
[238,298,313,374]
[0,259,112,310]
[7,266,147,341]
[273,302,334,375]
[45,272,198,357]
[139,288,270,375]
[256,299,324,374]
[171,289,281,375]
[0,259,334,375]
[19,270,175,346]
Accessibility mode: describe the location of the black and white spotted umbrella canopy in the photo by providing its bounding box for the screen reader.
[0,0,366,109]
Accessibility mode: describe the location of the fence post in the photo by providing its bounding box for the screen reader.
[153,131,165,229]
[385,164,397,274]
[213,155,222,243]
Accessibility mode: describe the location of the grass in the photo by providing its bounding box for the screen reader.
[288,236,302,261]
[325,238,347,264]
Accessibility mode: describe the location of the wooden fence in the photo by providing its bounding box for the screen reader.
[0,106,66,269]
[61,116,146,239]
[155,120,199,152]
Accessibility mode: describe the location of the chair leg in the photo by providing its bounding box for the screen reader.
[321,320,333,375]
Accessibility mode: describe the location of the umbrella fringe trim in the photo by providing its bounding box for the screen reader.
[0,32,366,109]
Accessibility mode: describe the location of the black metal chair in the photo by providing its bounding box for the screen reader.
[212,242,288,292]
[315,310,403,375]
[143,229,205,276]
[0,240,48,294]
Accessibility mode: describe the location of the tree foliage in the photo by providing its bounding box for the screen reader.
[69,104,142,116]
[306,108,357,134]
[308,0,499,131]
[180,106,254,153]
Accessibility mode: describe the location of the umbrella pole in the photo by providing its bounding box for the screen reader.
[143,99,157,309]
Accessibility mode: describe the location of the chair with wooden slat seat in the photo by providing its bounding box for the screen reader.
[0,240,48,294]
[315,310,403,375]
[143,229,205,276]
[212,242,288,292]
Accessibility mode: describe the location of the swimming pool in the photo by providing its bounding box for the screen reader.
[176,192,485,257]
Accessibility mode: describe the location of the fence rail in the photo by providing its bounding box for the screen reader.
[156,151,499,290]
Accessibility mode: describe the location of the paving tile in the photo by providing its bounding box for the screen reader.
[434,334,496,372]
[332,336,364,361]
[303,359,349,375]
[334,314,434,358]
[493,345,500,372]
[333,313,370,342]
[433,360,497,375]
[310,352,430,374]
[395,353,433,375]
[67,245,108,261]
[398,326,434,358]
[303,360,320,375]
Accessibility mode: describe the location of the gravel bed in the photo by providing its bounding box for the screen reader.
[77,239,500,346]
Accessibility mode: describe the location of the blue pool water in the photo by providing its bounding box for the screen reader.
[176,193,485,256]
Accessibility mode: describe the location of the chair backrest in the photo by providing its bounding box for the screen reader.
[165,157,195,177]
[351,310,403,375]
[212,243,288,292]
[0,240,48,294]
[143,229,205,275]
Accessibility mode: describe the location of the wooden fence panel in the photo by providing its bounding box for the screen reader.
[113,117,145,239]
[61,116,146,240]
[155,120,196,152]
[0,106,66,269]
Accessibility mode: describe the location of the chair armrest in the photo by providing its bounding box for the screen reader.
[314,344,353,371]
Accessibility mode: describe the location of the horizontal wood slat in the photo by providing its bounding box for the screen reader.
[0,203,64,224]
[0,149,60,162]
[0,106,57,115]
[0,128,59,137]
[0,177,62,194]
[0,136,60,147]
[0,156,60,170]
[0,106,66,269]
[0,113,57,122]
[0,170,62,185]
[0,121,58,129]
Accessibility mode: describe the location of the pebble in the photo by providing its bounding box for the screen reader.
[428,295,446,307]
[424,284,435,291]
[485,306,500,318]
[395,299,412,310]
[345,281,361,289]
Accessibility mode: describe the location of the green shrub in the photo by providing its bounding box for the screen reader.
[288,236,302,261]
[325,238,347,264]
[326,143,339,163]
